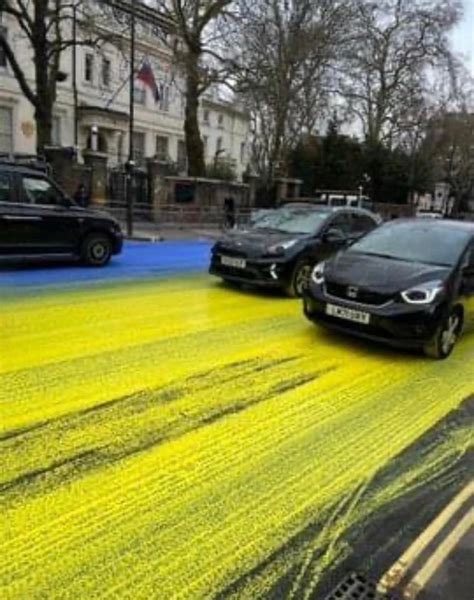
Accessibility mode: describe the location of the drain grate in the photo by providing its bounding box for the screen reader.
[323,572,398,600]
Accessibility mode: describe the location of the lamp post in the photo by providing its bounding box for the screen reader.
[126,0,136,237]
[72,4,78,148]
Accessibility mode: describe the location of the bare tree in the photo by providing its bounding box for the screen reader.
[152,0,237,176]
[340,0,462,148]
[426,107,474,212]
[237,0,348,181]
[0,0,109,152]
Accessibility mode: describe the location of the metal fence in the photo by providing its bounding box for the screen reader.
[99,202,255,231]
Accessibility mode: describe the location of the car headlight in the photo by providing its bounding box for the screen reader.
[401,281,444,305]
[311,262,325,285]
[267,239,298,254]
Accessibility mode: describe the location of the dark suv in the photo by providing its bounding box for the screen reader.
[210,204,380,296]
[0,160,123,266]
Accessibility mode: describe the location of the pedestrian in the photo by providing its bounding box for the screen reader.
[224,196,235,230]
[73,183,89,207]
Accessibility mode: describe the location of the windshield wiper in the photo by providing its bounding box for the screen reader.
[254,226,284,233]
[351,251,409,261]
[352,252,451,267]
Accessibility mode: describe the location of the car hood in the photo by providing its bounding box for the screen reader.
[214,229,307,257]
[325,252,452,293]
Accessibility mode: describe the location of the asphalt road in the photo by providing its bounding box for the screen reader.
[0,242,473,599]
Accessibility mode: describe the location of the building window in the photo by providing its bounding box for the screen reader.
[132,131,146,165]
[202,135,208,157]
[158,84,170,112]
[155,135,168,160]
[179,93,185,117]
[134,84,146,105]
[51,116,61,146]
[0,106,13,153]
[0,26,8,68]
[216,137,223,155]
[218,114,224,129]
[84,54,94,83]
[177,140,187,172]
[240,142,246,163]
[203,110,210,124]
[101,58,111,87]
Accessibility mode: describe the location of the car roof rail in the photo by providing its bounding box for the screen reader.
[0,153,50,174]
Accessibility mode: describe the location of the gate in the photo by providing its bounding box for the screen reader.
[107,166,152,220]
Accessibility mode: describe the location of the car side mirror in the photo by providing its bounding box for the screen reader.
[461,263,474,293]
[323,228,346,244]
[462,264,474,278]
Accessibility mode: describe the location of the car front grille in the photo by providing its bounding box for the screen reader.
[325,282,392,306]
[215,246,248,258]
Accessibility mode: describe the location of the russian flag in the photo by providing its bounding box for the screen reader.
[136,60,161,103]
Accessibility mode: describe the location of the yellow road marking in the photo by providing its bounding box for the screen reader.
[403,508,473,599]
[378,481,474,592]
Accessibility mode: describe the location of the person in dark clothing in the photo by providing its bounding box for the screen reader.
[223,197,236,229]
[73,183,89,207]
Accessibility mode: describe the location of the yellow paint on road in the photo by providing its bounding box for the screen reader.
[1,276,473,599]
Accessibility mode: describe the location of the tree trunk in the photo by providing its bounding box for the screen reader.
[269,111,286,182]
[184,57,205,177]
[34,0,54,154]
[35,105,53,154]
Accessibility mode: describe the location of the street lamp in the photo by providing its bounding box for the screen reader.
[126,0,136,238]
[90,125,99,152]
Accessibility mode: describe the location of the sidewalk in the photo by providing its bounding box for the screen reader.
[120,221,222,242]
[378,481,473,600]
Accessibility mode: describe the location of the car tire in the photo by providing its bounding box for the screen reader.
[285,257,313,298]
[80,233,112,267]
[423,307,463,359]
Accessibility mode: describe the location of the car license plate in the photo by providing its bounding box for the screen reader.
[326,303,370,325]
[221,255,246,269]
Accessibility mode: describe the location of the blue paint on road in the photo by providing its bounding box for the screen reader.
[0,241,212,289]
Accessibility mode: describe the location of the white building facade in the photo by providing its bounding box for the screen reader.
[0,2,250,179]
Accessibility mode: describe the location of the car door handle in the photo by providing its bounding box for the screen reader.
[2,215,43,221]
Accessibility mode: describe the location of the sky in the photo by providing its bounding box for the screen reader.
[451,0,474,74]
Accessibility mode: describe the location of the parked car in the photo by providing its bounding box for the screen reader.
[0,160,123,266]
[209,203,380,296]
[303,219,474,358]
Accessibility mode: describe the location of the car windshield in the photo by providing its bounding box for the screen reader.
[252,207,329,234]
[349,222,470,266]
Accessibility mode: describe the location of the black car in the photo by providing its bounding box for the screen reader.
[209,204,380,296]
[303,219,474,358]
[0,161,123,266]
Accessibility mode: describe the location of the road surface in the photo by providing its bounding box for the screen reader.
[1,242,473,599]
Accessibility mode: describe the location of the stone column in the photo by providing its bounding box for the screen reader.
[274,179,288,205]
[44,147,76,189]
[83,150,108,205]
[294,179,303,199]
[243,173,259,208]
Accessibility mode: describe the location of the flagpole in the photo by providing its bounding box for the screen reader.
[126,0,136,238]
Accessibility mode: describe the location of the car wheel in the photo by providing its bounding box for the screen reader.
[424,307,463,359]
[80,233,112,267]
[286,258,313,298]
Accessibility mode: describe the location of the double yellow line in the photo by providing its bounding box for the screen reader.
[378,481,473,599]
